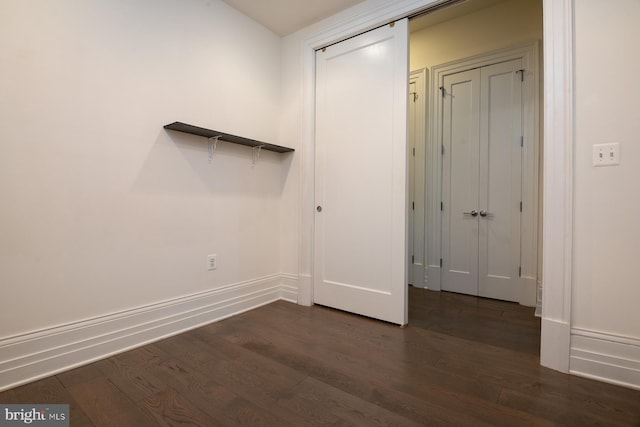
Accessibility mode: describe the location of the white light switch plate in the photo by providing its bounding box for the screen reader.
[592,143,620,166]
[207,254,217,271]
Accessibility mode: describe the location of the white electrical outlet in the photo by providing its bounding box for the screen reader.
[207,254,217,271]
[592,142,620,166]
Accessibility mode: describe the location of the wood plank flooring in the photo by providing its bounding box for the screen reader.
[1,287,639,426]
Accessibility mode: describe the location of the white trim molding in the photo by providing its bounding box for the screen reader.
[0,274,298,392]
[408,67,428,289]
[280,273,299,303]
[296,273,312,306]
[540,0,574,373]
[535,280,542,317]
[570,328,640,391]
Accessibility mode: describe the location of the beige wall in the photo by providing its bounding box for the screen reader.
[410,0,542,71]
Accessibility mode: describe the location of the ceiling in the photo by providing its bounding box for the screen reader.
[220,0,366,36]
[221,0,510,37]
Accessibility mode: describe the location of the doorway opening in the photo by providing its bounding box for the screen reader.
[407,0,543,312]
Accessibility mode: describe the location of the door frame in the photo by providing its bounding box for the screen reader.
[408,68,428,288]
[429,42,540,307]
[297,0,574,374]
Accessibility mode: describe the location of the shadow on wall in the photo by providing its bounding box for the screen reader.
[132,130,294,196]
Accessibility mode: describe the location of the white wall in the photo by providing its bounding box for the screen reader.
[278,38,303,277]
[0,0,288,338]
[573,0,640,339]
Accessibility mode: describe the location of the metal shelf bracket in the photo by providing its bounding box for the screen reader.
[208,135,220,163]
[252,144,265,167]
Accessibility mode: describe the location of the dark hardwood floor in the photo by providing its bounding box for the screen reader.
[1,287,639,426]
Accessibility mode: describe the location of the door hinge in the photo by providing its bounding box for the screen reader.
[520,201,523,212]
[517,69,525,82]
[413,147,415,156]
[441,144,445,155]
[412,255,415,264]
[412,201,415,210]
[440,201,444,211]
[440,258,443,267]
[520,136,524,147]
[518,266,522,277]
[439,86,446,97]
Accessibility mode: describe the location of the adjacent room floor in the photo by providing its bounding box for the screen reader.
[1,287,639,426]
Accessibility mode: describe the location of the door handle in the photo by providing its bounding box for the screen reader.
[479,210,493,217]
[463,209,478,217]
[317,206,322,212]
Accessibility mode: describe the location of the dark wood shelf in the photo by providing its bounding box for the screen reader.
[164,122,294,153]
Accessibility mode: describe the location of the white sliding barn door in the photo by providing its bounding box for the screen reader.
[441,58,523,302]
[314,20,408,325]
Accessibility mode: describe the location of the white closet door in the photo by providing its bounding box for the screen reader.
[478,59,523,301]
[314,20,408,325]
[441,59,523,302]
[441,68,481,296]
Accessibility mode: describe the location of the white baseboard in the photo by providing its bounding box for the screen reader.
[280,274,299,303]
[0,274,298,392]
[570,328,640,391]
